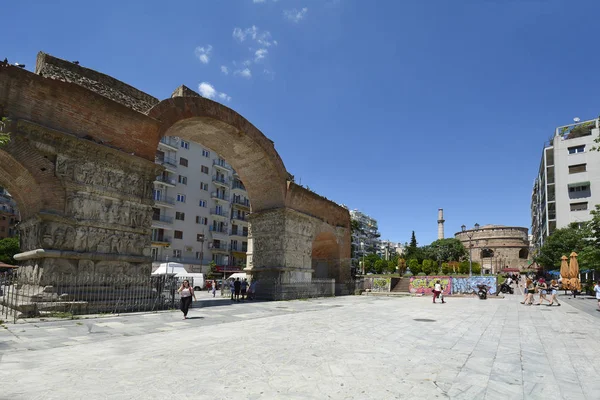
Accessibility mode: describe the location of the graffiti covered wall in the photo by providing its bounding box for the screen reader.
[451,276,497,295]
[409,276,452,295]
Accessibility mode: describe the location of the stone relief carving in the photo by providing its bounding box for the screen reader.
[66,194,153,230]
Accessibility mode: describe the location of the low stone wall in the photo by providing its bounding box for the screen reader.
[408,276,498,295]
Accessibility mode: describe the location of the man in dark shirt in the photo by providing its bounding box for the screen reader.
[234,278,241,302]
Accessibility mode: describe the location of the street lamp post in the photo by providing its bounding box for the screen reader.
[461,223,479,277]
[360,241,365,275]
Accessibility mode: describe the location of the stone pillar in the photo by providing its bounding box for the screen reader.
[12,120,158,287]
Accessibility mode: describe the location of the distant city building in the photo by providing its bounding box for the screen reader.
[531,118,600,251]
[378,240,404,260]
[347,209,381,264]
[455,225,530,273]
[151,137,250,273]
[0,187,19,239]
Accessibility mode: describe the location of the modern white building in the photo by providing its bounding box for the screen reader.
[531,117,600,251]
[348,209,381,264]
[151,137,250,273]
[378,240,404,260]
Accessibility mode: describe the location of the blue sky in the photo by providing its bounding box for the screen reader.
[4,0,600,246]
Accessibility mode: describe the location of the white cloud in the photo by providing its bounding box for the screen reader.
[254,48,268,62]
[284,7,308,23]
[220,65,229,75]
[198,82,231,102]
[234,68,252,79]
[194,45,213,64]
[232,25,276,47]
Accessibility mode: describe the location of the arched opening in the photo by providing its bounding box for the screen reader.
[481,248,494,258]
[311,232,340,279]
[519,248,528,259]
[147,94,290,276]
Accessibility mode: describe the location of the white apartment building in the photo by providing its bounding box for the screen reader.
[151,137,250,273]
[349,209,381,263]
[378,240,404,260]
[531,117,600,251]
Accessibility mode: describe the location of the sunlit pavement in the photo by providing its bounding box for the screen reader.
[1,291,599,399]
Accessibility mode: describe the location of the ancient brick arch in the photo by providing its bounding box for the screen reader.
[312,231,341,279]
[147,95,289,212]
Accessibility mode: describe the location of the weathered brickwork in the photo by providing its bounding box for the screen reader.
[0,54,351,299]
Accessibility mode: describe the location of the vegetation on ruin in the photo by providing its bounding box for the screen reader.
[0,117,11,145]
[0,236,19,264]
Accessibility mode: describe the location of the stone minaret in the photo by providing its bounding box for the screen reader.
[437,208,445,240]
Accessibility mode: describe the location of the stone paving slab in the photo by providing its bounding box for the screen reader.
[1,293,599,399]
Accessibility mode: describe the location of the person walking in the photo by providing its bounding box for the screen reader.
[594,280,600,311]
[211,281,217,298]
[241,278,248,300]
[433,280,445,304]
[521,278,535,305]
[177,279,197,319]
[234,277,241,302]
[229,279,235,300]
[248,279,257,300]
[534,278,552,306]
[547,279,561,306]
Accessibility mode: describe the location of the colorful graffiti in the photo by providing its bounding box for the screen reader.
[409,276,451,295]
[451,276,497,295]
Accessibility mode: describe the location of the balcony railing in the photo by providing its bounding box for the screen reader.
[155,175,177,186]
[151,236,172,244]
[209,225,229,234]
[211,192,230,201]
[209,243,231,251]
[155,156,178,168]
[212,175,231,186]
[159,137,178,149]
[230,230,249,237]
[232,198,250,208]
[152,256,213,266]
[153,195,175,205]
[210,209,229,218]
[231,214,247,222]
[231,246,248,253]
[213,159,231,170]
[232,181,246,191]
[152,215,174,224]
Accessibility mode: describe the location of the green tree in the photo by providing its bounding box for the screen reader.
[405,231,419,260]
[429,238,468,262]
[373,259,387,274]
[422,259,434,275]
[387,259,397,274]
[441,262,450,275]
[534,224,589,269]
[0,236,19,264]
[408,258,420,275]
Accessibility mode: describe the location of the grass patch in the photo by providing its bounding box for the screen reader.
[76,322,83,326]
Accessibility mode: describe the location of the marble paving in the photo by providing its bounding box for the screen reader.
[1,290,599,399]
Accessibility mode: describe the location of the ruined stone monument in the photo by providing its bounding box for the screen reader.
[0,52,351,303]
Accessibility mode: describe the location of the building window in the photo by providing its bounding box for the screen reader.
[180,157,188,167]
[197,234,205,242]
[568,145,585,154]
[201,166,209,174]
[177,194,186,203]
[518,248,528,259]
[195,216,208,225]
[570,202,588,211]
[231,240,238,251]
[181,140,189,149]
[173,249,182,258]
[569,185,589,192]
[200,182,208,191]
[174,230,183,239]
[568,164,586,174]
[199,200,207,207]
[195,251,202,260]
[178,175,188,185]
[175,212,185,221]
[202,149,210,157]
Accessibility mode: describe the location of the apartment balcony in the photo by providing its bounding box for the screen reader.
[209,225,230,238]
[152,256,212,266]
[152,215,174,229]
[211,192,230,202]
[231,214,248,223]
[209,243,230,252]
[151,235,172,245]
[153,195,175,208]
[154,175,176,187]
[231,247,248,254]
[232,181,246,192]
[232,198,250,210]
[212,175,231,188]
[155,156,178,172]
[158,137,178,151]
[213,159,232,171]
[210,209,229,219]
[229,230,249,238]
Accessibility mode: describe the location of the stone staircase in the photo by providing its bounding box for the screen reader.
[391,278,410,293]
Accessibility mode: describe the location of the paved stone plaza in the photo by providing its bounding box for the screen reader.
[1,291,599,400]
